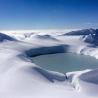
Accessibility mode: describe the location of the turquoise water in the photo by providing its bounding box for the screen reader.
[32,53,98,73]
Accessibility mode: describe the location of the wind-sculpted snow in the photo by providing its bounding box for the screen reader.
[0,29,98,98]
[73,69,98,96]
[0,33,16,42]
[80,69,98,84]
[33,67,66,82]
[25,45,69,57]
[35,34,59,41]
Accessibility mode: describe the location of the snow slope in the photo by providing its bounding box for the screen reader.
[0,29,98,98]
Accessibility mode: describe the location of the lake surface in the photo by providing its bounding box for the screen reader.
[32,53,98,73]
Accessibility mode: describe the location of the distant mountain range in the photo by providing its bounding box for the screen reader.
[64,28,98,45]
[65,28,97,35]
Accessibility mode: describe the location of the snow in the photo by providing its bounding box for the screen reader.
[0,29,98,98]
[0,33,16,42]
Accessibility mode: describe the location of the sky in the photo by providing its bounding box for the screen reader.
[0,0,98,30]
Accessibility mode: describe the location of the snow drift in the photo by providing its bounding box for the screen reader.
[0,29,98,98]
[0,32,16,42]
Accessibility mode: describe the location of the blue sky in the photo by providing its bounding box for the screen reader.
[0,0,98,30]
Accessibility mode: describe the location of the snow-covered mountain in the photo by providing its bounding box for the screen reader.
[64,28,96,35]
[0,29,98,98]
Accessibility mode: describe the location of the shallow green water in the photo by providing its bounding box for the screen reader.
[32,53,98,73]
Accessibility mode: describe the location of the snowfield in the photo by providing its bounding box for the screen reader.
[0,29,98,98]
